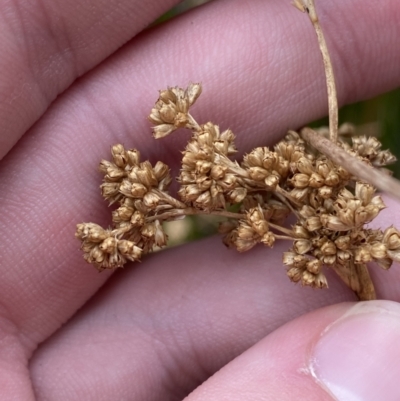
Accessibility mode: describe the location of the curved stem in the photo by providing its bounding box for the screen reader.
[301,127,400,202]
[146,208,246,223]
[294,0,338,143]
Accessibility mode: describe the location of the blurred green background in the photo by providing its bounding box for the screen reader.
[157,0,400,244]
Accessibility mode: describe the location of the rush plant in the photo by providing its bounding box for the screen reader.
[76,0,400,301]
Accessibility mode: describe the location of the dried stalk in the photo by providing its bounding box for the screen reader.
[301,127,400,203]
[293,0,338,143]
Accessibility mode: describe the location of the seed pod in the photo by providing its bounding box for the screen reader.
[248,167,269,181]
[318,186,332,199]
[291,173,310,189]
[211,165,227,180]
[309,172,325,188]
[321,214,351,231]
[131,183,148,198]
[99,237,117,254]
[111,144,128,168]
[264,174,280,189]
[293,224,310,239]
[337,250,352,264]
[321,240,336,256]
[302,270,315,286]
[261,232,275,247]
[354,247,372,264]
[227,187,247,203]
[370,243,388,259]
[307,259,322,274]
[294,239,312,255]
[355,182,375,205]
[305,216,322,231]
[287,267,303,282]
[126,149,140,166]
[383,227,400,250]
[186,83,202,105]
[118,240,142,261]
[314,273,328,289]
[297,157,314,175]
[335,235,351,250]
[325,171,340,186]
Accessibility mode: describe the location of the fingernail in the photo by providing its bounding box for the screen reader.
[310,300,400,401]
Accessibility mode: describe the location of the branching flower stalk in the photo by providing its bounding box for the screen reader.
[76,1,400,301]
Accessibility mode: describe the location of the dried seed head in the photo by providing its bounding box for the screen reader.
[283,252,308,268]
[337,250,352,264]
[291,173,310,189]
[335,235,351,250]
[130,183,148,198]
[325,171,340,186]
[370,243,388,260]
[318,186,333,199]
[186,83,202,106]
[111,144,128,168]
[383,227,400,250]
[305,216,322,231]
[154,220,168,247]
[354,247,372,264]
[287,267,303,282]
[112,205,134,223]
[100,182,121,203]
[143,191,160,209]
[309,172,325,188]
[307,259,322,274]
[321,214,350,231]
[321,240,336,256]
[290,188,309,202]
[294,239,312,254]
[76,223,109,242]
[99,237,118,253]
[131,211,145,227]
[228,187,247,203]
[297,157,314,175]
[261,232,275,247]
[77,82,400,301]
[302,270,315,287]
[293,224,310,239]
[264,173,280,189]
[126,149,140,166]
[355,182,375,205]
[118,240,142,261]
[387,249,400,263]
[314,273,328,289]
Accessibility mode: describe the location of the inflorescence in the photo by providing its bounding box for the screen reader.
[76,83,399,300]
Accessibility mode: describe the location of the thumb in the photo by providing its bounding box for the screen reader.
[185,300,400,401]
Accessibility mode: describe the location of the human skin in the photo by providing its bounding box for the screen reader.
[0,0,400,400]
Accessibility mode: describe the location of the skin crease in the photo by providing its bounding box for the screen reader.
[0,0,399,399]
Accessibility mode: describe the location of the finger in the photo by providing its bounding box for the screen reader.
[184,300,400,401]
[29,240,355,401]
[29,230,400,400]
[1,0,399,352]
[0,0,182,160]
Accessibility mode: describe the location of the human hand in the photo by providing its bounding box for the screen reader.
[1,0,400,400]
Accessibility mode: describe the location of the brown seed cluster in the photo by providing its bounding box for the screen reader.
[76,145,179,270]
[76,84,399,300]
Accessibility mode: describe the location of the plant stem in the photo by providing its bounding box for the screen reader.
[269,222,294,237]
[146,208,246,223]
[274,234,294,241]
[301,127,400,202]
[294,0,338,143]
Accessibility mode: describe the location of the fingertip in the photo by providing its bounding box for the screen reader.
[185,300,400,401]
